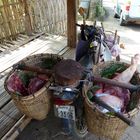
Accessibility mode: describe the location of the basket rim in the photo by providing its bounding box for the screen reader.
[21,53,63,61]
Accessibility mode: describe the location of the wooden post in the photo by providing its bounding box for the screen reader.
[67,0,77,48]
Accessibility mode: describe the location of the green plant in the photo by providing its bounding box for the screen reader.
[95,2,106,21]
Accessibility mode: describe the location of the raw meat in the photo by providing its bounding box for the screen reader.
[96,54,140,112]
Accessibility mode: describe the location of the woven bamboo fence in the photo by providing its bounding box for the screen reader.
[0,0,67,42]
[27,0,67,35]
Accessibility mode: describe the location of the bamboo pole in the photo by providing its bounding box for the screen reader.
[11,0,21,34]
[23,0,32,36]
[2,0,17,40]
[1,1,11,40]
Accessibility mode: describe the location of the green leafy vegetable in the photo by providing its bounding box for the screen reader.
[87,85,101,101]
[90,85,101,93]
[18,71,35,87]
[126,92,139,111]
[101,63,127,78]
[106,112,115,116]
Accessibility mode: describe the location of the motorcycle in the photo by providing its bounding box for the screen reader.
[76,21,121,64]
[49,82,88,137]
[48,59,90,138]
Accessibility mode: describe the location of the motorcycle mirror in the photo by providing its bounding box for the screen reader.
[78,7,86,25]
[78,7,86,17]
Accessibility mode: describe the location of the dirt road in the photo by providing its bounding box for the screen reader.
[103,0,140,63]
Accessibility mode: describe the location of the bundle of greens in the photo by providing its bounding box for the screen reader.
[101,63,127,78]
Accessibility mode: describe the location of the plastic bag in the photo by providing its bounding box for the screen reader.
[95,92,123,113]
[111,44,121,57]
[99,43,112,62]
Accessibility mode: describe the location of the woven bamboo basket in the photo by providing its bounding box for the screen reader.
[84,61,140,140]
[4,53,63,120]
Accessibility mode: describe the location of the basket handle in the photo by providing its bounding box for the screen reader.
[92,76,140,92]
[13,62,53,77]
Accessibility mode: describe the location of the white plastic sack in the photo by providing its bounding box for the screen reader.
[111,44,121,57]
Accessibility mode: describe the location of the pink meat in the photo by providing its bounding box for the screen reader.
[114,54,140,83]
[7,72,28,96]
[28,77,46,95]
[96,86,130,112]
[98,94,123,111]
[96,54,140,112]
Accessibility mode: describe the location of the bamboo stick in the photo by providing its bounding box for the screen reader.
[11,0,20,34]
[0,6,11,40]
[27,0,35,32]
[23,0,32,36]
[3,0,17,40]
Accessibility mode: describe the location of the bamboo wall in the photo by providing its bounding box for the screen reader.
[0,0,67,42]
[27,0,67,35]
[0,0,26,41]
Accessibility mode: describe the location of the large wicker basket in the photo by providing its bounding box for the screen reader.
[4,53,63,120]
[84,61,140,140]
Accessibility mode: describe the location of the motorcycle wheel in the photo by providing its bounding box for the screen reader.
[70,115,88,138]
[70,87,88,138]
[61,116,88,138]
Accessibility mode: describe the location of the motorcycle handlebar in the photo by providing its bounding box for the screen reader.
[75,23,94,30]
[76,23,81,27]
[49,86,79,93]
